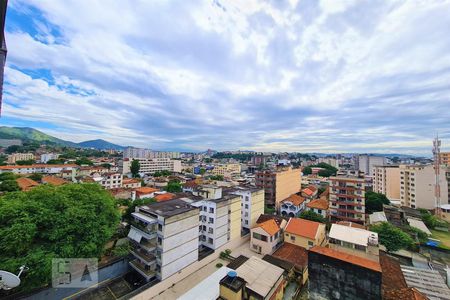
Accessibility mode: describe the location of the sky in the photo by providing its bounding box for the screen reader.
[1,0,450,155]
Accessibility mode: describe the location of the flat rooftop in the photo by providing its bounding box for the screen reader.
[329,224,377,246]
[140,199,198,217]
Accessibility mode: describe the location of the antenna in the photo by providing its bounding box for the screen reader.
[0,266,28,290]
[433,134,441,218]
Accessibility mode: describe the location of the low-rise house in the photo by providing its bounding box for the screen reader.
[132,187,158,200]
[308,246,382,300]
[270,242,309,285]
[329,224,379,262]
[284,218,326,249]
[280,194,306,217]
[301,185,318,200]
[42,175,67,186]
[250,219,283,255]
[154,192,176,202]
[0,164,78,175]
[16,177,39,191]
[306,198,329,218]
[122,178,142,189]
[92,172,123,189]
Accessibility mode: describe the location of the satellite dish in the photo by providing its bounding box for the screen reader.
[0,270,21,290]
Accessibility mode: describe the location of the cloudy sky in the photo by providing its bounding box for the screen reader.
[2,0,450,154]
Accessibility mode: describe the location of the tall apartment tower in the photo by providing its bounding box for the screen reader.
[255,167,301,208]
[440,152,450,166]
[358,155,387,175]
[399,164,449,209]
[329,176,366,225]
[373,165,401,204]
[0,0,7,114]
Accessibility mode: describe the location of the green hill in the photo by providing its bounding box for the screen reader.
[0,126,77,147]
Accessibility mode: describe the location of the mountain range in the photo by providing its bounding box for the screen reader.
[0,126,125,150]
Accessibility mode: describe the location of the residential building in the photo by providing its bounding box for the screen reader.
[358,154,386,175]
[0,164,78,175]
[123,147,152,159]
[400,164,449,209]
[7,153,35,164]
[318,157,339,168]
[373,165,401,204]
[301,185,318,200]
[230,256,285,300]
[16,177,39,191]
[284,218,326,249]
[250,219,283,255]
[280,194,306,217]
[148,151,181,159]
[328,224,380,262]
[92,172,123,189]
[122,178,142,189]
[329,176,366,224]
[42,176,67,186]
[441,152,450,166]
[40,153,60,163]
[306,198,329,218]
[269,242,309,285]
[210,163,241,177]
[308,246,382,300]
[121,158,182,174]
[0,0,6,112]
[255,167,301,208]
[128,199,199,281]
[232,187,265,231]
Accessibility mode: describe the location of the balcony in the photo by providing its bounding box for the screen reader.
[129,259,157,280]
[130,246,157,266]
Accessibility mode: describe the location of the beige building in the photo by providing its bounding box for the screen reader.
[121,158,182,174]
[7,152,35,164]
[256,167,302,208]
[284,218,326,249]
[329,176,366,225]
[440,152,450,166]
[232,187,264,231]
[250,219,285,255]
[210,163,241,177]
[400,164,449,209]
[373,165,401,204]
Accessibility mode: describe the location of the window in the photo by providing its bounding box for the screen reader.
[208,238,213,244]
[209,207,214,213]
[252,232,267,242]
[199,225,202,232]
[208,227,213,234]
[318,209,322,214]
[209,217,214,224]
[308,241,314,247]
[245,220,248,225]
[157,237,162,245]
[158,224,163,231]
[355,245,366,251]
[244,212,248,217]
[245,204,249,209]
[290,236,296,241]
[245,196,249,201]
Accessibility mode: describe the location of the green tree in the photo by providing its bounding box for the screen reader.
[370,222,413,252]
[302,166,312,175]
[166,180,182,193]
[130,159,140,178]
[299,210,327,223]
[75,157,94,166]
[124,198,156,221]
[199,168,206,175]
[46,159,66,165]
[28,173,43,182]
[0,154,7,166]
[209,175,224,181]
[365,191,390,214]
[418,209,442,229]
[0,184,120,292]
[15,159,35,165]
[101,163,112,169]
[0,172,18,181]
[0,180,20,192]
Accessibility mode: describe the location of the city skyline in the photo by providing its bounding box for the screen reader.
[1,1,450,155]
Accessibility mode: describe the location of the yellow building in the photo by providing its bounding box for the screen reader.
[228,194,242,241]
[211,163,241,177]
[284,218,326,249]
[7,152,35,164]
[373,165,401,204]
[440,152,450,166]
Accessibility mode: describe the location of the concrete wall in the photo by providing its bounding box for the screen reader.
[250,190,264,228]
[229,196,242,241]
[308,251,382,300]
[275,168,302,208]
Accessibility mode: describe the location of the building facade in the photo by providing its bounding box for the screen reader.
[440,152,450,166]
[358,154,386,175]
[400,164,449,209]
[256,167,301,208]
[373,165,401,203]
[329,176,366,224]
[232,187,265,231]
[284,218,326,249]
[7,153,35,164]
[122,158,182,174]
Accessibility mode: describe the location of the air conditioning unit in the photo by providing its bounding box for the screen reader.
[368,234,378,246]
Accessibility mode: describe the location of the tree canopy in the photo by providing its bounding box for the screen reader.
[0,184,120,292]
[153,170,171,177]
[370,222,413,252]
[130,159,140,178]
[166,179,182,193]
[299,210,327,223]
[365,191,390,214]
[302,163,337,177]
[0,179,20,192]
[75,157,94,166]
[28,173,43,182]
[15,159,36,166]
[209,175,224,181]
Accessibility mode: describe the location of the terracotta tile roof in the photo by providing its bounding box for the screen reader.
[302,188,314,196]
[16,177,39,191]
[285,218,322,239]
[256,219,280,236]
[380,253,408,297]
[0,164,78,170]
[256,214,287,227]
[282,194,306,206]
[123,178,141,184]
[272,242,308,270]
[42,176,67,186]
[306,198,329,210]
[310,246,382,272]
[155,193,175,202]
[336,221,365,229]
[183,181,198,188]
[384,288,428,300]
[307,185,318,193]
[135,187,158,195]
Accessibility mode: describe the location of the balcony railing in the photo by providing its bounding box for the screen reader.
[129,259,157,280]
[130,247,157,266]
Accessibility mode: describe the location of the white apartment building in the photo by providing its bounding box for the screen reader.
[128,199,199,281]
[40,153,60,163]
[358,155,386,175]
[318,157,340,168]
[123,147,152,159]
[0,164,78,174]
[148,151,181,159]
[232,187,265,231]
[373,165,401,204]
[400,164,449,209]
[121,158,182,174]
[7,152,35,164]
[92,172,123,189]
